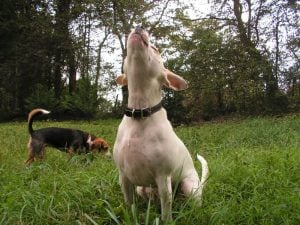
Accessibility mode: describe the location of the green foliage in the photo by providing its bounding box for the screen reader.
[265,91,289,115]
[61,78,100,118]
[0,0,55,117]
[286,67,300,112]
[288,91,300,112]
[0,116,299,224]
[24,84,58,112]
[165,20,291,121]
[163,89,189,125]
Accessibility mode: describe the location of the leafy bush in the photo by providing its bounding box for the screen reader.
[60,78,100,118]
[24,84,58,112]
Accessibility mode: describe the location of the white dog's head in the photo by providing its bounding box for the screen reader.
[117,26,188,107]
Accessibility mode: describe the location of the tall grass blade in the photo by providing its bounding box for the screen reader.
[84,213,98,225]
[102,200,121,225]
[145,198,151,225]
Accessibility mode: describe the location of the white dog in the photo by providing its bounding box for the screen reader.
[113,26,209,221]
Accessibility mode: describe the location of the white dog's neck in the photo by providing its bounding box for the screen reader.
[127,77,162,109]
[126,52,162,109]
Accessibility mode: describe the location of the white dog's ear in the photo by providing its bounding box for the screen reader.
[163,69,188,91]
[116,74,127,86]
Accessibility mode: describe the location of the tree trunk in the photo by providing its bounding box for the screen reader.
[232,0,278,107]
[53,0,77,96]
[53,0,72,97]
[68,49,77,94]
[96,29,109,87]
[54,50,63,98]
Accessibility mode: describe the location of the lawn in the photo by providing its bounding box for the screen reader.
[0,115,299,225]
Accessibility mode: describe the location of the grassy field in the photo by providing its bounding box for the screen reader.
[0,115,299,225]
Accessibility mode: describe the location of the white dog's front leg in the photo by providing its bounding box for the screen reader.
[156,175,173,221]
[120,173,134,205]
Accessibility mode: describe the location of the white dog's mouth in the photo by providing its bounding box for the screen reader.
[129,26,149,47]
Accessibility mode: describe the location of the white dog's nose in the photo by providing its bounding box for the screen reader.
[135,25,144,33]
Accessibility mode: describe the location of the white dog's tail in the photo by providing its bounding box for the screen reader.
[197,154,209,187]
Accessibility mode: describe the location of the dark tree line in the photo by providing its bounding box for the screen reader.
[0,0,299,122]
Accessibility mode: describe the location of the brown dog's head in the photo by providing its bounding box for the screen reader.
[92,138,109,151]
[87,135,110,156]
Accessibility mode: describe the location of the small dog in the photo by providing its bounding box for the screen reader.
[25,108,110,165]
[113,26,209,221]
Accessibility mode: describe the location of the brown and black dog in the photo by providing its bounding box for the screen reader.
[25,108,110,165]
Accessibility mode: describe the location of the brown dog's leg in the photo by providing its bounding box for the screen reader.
[37,145,46,161]
[25,138,35,165]
[25,139,46,165]
[25,155,35,165]
[25,147,36,165]
[68,148,75,157]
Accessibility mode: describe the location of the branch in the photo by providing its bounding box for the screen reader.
[245,0,251,38]
[149,0,171,33]
[233,0,253,47]
[177,14,236,25]
[253,0,264,45]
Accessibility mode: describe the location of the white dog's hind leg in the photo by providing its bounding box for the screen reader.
[156,175,173,221]
[181,177,204,205]
[181,154,209,205]
[136,186,159,200]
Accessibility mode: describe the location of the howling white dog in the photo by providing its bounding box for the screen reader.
[113,26,209,221]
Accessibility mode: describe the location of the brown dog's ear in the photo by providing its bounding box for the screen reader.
[92,138,109,150]
[163,69,188,91]
[116,74,127,86]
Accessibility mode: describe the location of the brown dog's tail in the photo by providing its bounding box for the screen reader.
[28,108,50,135]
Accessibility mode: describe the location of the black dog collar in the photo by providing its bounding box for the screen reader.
[124,101,162,118]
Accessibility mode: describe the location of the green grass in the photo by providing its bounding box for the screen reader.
[0,115,299,225]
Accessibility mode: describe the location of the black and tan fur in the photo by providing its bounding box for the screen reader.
[25,108,109,165]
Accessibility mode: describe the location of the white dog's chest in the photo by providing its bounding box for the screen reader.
[115,131,167,185]
[113,116,194,186]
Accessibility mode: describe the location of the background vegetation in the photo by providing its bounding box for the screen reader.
[0,0,299,122]
[0,115,299,224]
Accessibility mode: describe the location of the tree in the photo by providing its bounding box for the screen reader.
[0,0,54,118]
[165,17,268,120]
[0,0,298,121]
[52,0,78,96]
